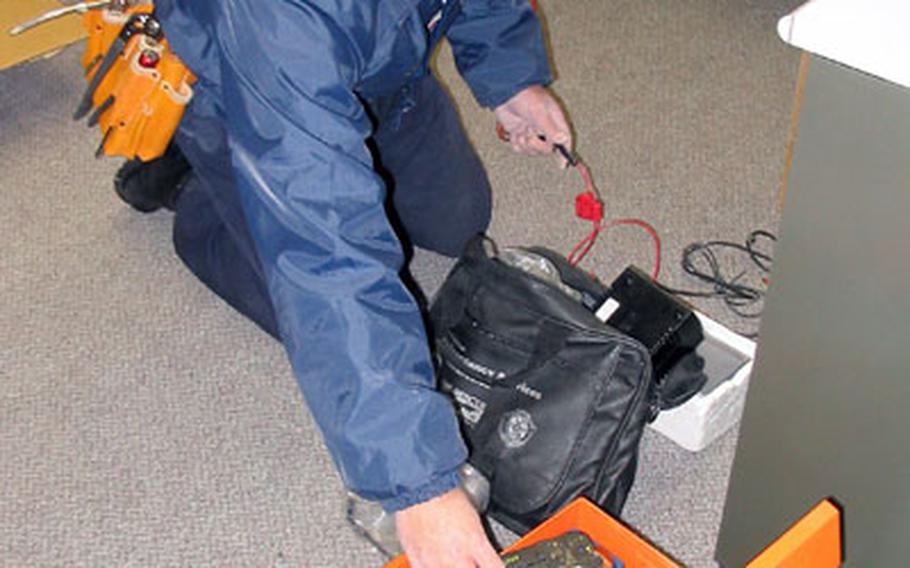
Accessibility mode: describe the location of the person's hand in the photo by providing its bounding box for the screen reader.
[493,85,572,165]
[395,488,503,568]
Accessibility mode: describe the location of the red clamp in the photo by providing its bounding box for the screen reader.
[575,191,603,222]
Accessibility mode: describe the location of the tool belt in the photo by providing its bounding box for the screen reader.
[74,2,194,161]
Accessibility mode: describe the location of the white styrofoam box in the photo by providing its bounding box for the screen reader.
[647,312,756,452]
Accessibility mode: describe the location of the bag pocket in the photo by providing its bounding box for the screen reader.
[438,287,622,515]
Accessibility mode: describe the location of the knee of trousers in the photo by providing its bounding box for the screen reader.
[398,174,492,258]
[172,184,216,277]
[172,184,280,339]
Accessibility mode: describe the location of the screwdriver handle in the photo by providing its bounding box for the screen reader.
[9,1,109,36]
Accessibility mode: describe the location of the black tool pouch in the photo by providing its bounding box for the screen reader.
[429,237,654,534]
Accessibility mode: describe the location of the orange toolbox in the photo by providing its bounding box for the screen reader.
[384,498,678,568]
[384,496,842,568]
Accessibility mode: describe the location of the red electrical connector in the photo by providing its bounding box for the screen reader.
[575,191,603,222]
[565,158,662,279]
[572,160,603,222]
[492,122,662,278]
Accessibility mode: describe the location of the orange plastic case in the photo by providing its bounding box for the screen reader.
[384,498,679,568]
[79,4,194,161]
[746,500,842,568]
[385,496,843,568]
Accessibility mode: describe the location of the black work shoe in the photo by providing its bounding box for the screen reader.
[114,143,192,213]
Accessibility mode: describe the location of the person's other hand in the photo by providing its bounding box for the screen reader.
[493,85,572,165]
[395,488,503,568]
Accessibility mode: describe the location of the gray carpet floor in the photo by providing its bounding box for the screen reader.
[1,1,801,566]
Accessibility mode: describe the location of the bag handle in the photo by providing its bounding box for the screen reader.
[461,233,497,263]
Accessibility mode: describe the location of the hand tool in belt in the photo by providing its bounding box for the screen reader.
[8,0,110,36]
[73,10,161,120]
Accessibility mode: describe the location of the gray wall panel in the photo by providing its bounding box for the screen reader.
[715,56,910,566]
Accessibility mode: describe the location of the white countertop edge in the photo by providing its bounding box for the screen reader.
[777,0,910,90]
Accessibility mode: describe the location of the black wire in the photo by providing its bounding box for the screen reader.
[746,229,776,271]
[658,230,777,328]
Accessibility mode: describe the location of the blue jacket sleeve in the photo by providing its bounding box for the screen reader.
[447,0,554,108]
[211,1,467,512]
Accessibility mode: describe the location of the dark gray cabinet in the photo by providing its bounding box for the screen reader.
[715,55,910,567]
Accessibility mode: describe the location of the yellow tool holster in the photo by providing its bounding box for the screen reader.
[79,3,194,161]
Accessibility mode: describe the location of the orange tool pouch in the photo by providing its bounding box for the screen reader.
[77,3,195,162]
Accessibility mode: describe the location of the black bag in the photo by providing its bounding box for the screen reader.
[429,237,655,534]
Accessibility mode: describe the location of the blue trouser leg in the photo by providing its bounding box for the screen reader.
[173,176,280,337]
[172,74,491,335]
[171,85,280,338]
[372,75,492,257]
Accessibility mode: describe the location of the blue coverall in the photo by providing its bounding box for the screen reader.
[155,0,552,512]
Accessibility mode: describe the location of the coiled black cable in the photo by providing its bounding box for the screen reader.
[658,230,777,323]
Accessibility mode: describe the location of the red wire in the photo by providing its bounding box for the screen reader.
[567,221,598,264]
[566,163,662,281]
[604,218,662,280]
[576,161,596,196]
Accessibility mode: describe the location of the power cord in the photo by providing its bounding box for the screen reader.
[563,157,662,280]
[657,231,777,321]
[557,148,776,327]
